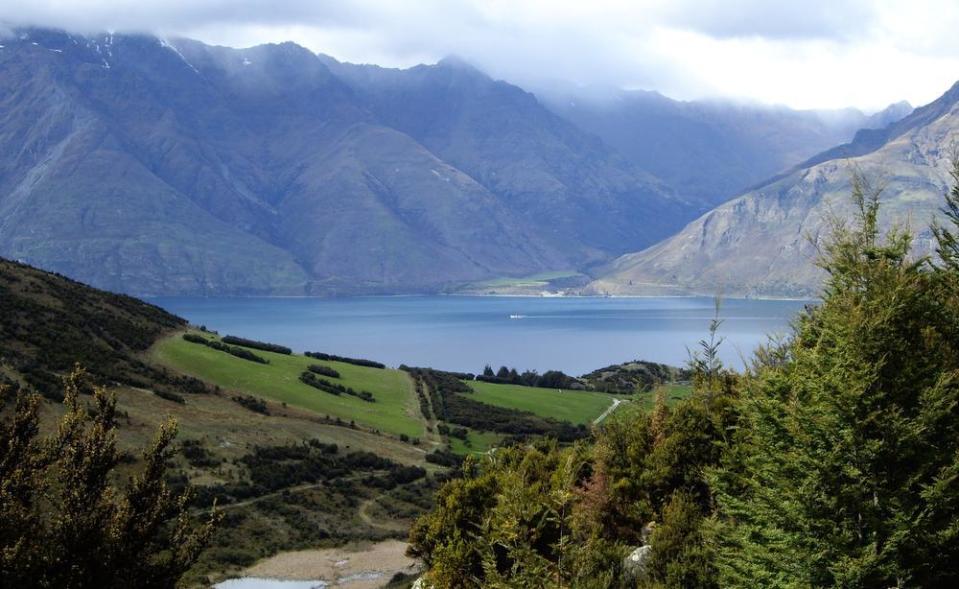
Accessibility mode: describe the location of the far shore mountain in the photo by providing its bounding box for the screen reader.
[0,27,912,296]
[542,85,911,207]
[589,80,959,298]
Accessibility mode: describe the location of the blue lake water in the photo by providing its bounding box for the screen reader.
[150,296,811,375]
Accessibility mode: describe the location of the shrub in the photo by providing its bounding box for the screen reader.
[154,389,185,404]
[180,440,222,468]
[232,394,269,415]
[307,364,340,378]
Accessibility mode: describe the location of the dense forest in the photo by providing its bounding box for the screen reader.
[407,168,959,588]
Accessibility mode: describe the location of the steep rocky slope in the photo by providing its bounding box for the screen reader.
[590,82,959,297]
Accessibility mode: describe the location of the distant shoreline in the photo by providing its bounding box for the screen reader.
[145,292,820,303]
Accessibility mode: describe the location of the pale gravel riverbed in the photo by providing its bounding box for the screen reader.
[215,540,419,589]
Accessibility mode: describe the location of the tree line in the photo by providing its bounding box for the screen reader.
[182,333,269,364]
[221,335,292,355]
[299,370,376,402]
[305,351,386,369]
[477,365,581,389]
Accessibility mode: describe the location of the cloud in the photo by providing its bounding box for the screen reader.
[655,0,876,40]
[1,0,958,110]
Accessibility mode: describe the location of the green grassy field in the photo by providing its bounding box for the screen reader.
[149,332,424,438]
[465,381,621,425]
[632,382,695,411]
[467,270,584,289]
[449,430,502,455]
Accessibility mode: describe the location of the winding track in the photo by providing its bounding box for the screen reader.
[593,398,626,425]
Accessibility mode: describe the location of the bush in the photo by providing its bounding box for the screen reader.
[425,449,464,468]
[232,394,269,415]
[180,440,222,468]
[307,364,341,378]
[201,547,258,568]
[154,389,185,404]
[182,333,208,345]
[0,368,219,587]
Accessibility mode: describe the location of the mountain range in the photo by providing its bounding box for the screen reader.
[543,87,911,206]
[0,27,920,296]
[590,81,959,297]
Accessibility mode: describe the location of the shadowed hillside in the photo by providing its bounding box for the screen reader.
[0,257,203,399]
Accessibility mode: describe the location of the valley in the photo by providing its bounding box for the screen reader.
[2,10,958,588]
[0,257,695,586]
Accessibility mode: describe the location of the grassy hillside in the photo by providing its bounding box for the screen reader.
[466,380,620,425]
[449,430,502,455]
[0,258,439,586]
[97,385,432,583]
[456,270,589,294]
[150,332,425,438]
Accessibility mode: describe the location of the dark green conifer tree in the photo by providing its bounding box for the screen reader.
[709,175,959,588]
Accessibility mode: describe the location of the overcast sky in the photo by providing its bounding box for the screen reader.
[2,0,959,111]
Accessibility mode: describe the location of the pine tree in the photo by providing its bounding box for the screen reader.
[709,176,959,588]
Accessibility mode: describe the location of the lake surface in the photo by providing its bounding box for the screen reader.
[150,296,811,375]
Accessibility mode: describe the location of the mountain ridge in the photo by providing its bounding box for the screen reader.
[589,79,959,297]
[542,85,913,207]
[0,27,692,296]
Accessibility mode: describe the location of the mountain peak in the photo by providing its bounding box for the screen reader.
[791,80,957,173]
[435,54,486,77]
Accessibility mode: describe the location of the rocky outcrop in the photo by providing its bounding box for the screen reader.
[623,545,653,582]
[411,576,432,589]
[622,521,658,583]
